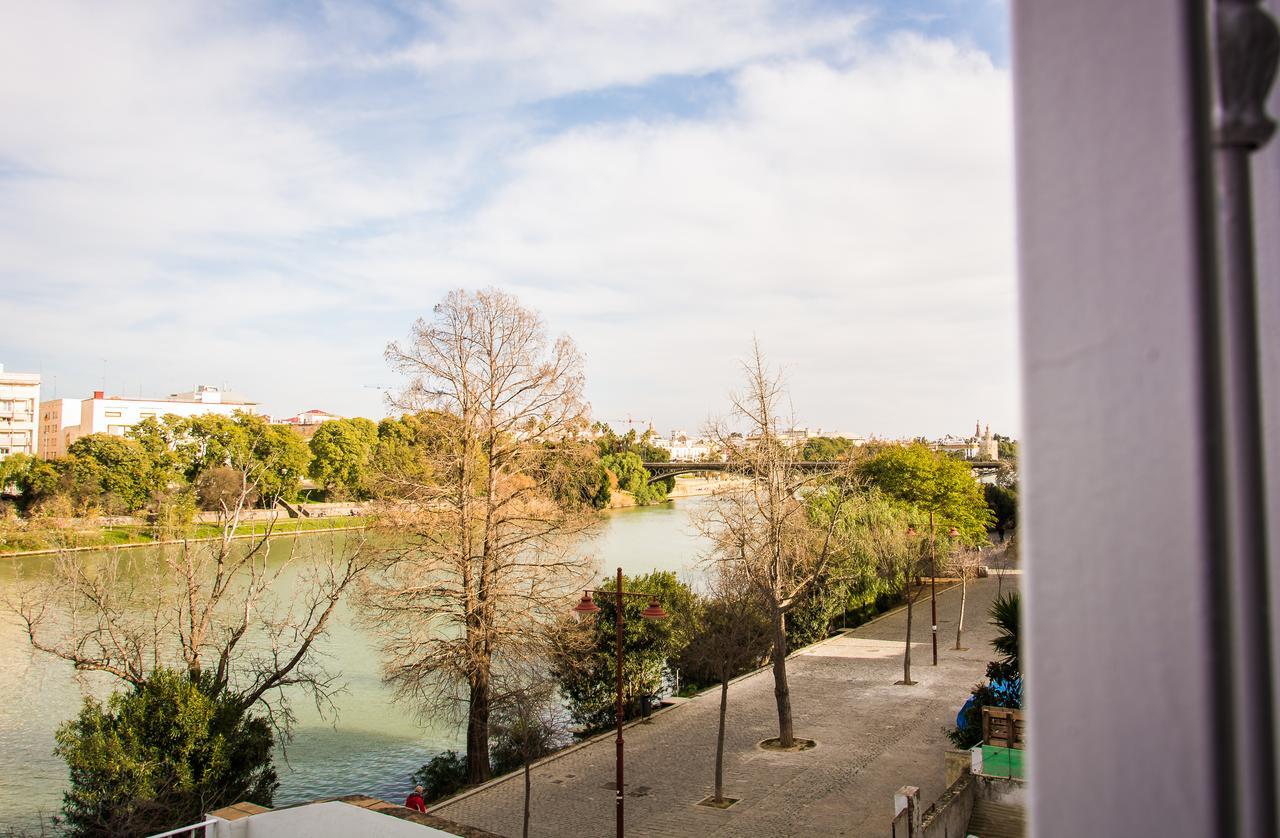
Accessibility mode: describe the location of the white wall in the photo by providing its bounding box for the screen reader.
[213,801,457,838]
[78,396,257,439]
[0,372,40,460]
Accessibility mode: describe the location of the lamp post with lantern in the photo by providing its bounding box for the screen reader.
[572,567,668,838]
[906,521,961,666]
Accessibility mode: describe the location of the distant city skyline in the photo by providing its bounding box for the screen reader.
[0,1,1016,439]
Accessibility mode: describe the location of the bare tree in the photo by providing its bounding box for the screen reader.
[698,342,858,747]
[365,288,595,783]
[488,665,566,838]
[948,543,982,651]
[678,570,771,805]
[849,491,925,685]
[8,466,375,728]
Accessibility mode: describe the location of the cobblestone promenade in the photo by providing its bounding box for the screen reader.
[433,572,1018,838]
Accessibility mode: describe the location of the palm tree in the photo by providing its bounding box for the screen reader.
[989,592,1020,670]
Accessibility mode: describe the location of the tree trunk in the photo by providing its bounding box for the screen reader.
[955,571,968,650]
[902,585,914,685]
[770,609,794,747]
[466,673,491,783]
[715,676,729,803]
[523,759,531,838]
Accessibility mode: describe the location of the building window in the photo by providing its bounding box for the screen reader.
[105,410,123,418]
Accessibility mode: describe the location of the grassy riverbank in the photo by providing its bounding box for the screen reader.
[0,516,370,555]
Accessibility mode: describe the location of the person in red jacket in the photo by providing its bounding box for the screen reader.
[405,785,428,812]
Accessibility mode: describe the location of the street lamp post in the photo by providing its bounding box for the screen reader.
[572,567,668,838]
[929,511,938,665]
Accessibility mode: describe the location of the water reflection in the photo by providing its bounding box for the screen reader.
[0,497,711,829]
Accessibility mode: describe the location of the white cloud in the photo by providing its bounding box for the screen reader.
[330,34,1018,436]
[0,4,1017,437]
[391,0,865,106]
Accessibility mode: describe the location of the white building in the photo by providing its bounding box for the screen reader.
[276,408,342,426]
[0,364,40,461]
[38,385,259,458]
[931,422,1000,461]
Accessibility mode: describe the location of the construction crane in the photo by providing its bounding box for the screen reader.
[601,414,653,430]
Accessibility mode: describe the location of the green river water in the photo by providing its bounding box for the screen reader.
[0,497,711,831]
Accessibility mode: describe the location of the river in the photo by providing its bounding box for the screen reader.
[0,497,713,831]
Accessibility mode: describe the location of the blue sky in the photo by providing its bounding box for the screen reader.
[0,0,1016,438]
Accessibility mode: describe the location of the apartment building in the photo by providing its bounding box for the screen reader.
[38,398,80,460]
[0,364,40,460]
[38,385,259,458]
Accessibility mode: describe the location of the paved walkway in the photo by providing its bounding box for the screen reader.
[433,574,1015,838]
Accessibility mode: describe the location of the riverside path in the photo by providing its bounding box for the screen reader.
[431,572,1018,837]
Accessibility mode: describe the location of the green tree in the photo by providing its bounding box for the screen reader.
[126,415,189,500]
[600,451,668,505]
[801,436,853,462]
[984,482,1017,539]
[54,669,277,837]
[174,414,248,479]
[237,416,310,502]
[308,418,378,498]
[551,571,697,731]
[368,411,457,496]
[67,434,153,512]
[170,413,308,502]
[857,443,993,544]
[844,491,924,684]
[54,455,108,514]
[0,453,62,513]
[594,427,674,492]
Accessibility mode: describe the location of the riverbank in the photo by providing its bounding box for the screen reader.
[0,516,370,557]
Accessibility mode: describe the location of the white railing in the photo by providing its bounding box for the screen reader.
[146,818,217,838]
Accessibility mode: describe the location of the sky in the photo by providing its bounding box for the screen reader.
[0,0,1017,440]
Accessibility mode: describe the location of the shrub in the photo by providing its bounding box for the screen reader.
[412,751,469,804]
[54,669,277,837]
[551,572,697,732]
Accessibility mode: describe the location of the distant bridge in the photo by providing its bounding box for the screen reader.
[642,459,1002,483]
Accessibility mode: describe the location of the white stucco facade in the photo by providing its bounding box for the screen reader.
[39,385,260,457]
[0,364,40,461]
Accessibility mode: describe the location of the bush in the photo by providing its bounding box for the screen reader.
[948,665,1024,749]
[54,669,277,837]
[412,751,469,804]
[551,571,698,732]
